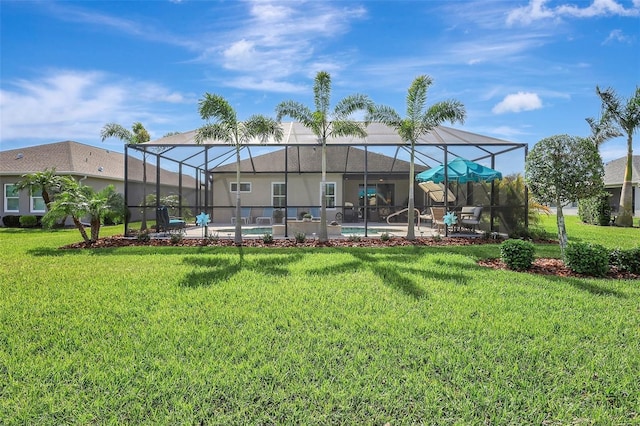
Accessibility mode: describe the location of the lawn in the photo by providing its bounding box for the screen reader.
[0,218,638,424]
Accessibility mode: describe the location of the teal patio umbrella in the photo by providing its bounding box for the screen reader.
[415,158,502,184]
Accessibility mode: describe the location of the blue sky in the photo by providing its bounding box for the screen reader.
[1,0,638,168]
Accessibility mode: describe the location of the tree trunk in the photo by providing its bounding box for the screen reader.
[234,145,243,246]
[406,144,416,240]
[72,216,91,243]
[556,201,568,257]
[615,135,633,227]
[319,140,328,242]
[90,218,101,242]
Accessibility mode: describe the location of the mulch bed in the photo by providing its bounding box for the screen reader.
[60,236,638,280]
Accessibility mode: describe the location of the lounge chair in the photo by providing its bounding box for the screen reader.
[231,207,252,225]
[430,206,446,233]
[460,206,483,232]
[256,208,273,225]
[156,206,186,234]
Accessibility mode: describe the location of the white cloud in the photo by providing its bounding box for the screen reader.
[603,29,633,44]
[492,92,543,114]
[507,0,640,25]
[0,70,192,143]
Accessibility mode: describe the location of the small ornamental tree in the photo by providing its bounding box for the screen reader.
[525,135,604,255]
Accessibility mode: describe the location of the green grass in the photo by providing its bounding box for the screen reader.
[1,221,638,424]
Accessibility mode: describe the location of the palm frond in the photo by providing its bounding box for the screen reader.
[195,123,233,145]
[100,123,133,143]
[330,121,368,139]
[333,94,374,119]
[406,75,432,121]
[586,116,622,145]
[423,100,466,129]
[314,71,331,114]
[275,101,314,125]
[243,115,284,144]
[365,105,402,129]
[198,93,237,124]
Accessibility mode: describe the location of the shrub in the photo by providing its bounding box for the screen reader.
[347,234,361,242]
[170,233,183,244]
[137,230,151,242]
[294,232,306,243]
[2,215,21,227]
[564,242,609,277]
[500,239,535,271]
[206,232,219,243]
[262,233,274,244]
[578,192,612,226]
[380,232,391,242]
[610,247,640,274]
[19,215,38,228]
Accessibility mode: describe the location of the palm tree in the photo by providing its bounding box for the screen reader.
[42,179,118,243]
[591,86,640,227]
[195,93,283,245]
[276,71,373,242]
[14,168,69,210]
[366,75,466,240]
[100,122,151,230]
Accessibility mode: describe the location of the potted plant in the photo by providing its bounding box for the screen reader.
[302,213,312,222]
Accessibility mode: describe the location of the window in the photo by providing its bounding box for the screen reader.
[323,182,336,209]
[229,182,252,193]
[31,189,46,213]
[272,182,286,207]
[4,184,19,212]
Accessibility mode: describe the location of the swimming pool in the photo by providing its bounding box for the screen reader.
[214,226,397,236]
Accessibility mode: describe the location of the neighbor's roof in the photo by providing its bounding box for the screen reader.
[147,123,522,147]
[211,145,426,174]
[0,141,124,179]
[0,140,195,186]
[604,155,640,186]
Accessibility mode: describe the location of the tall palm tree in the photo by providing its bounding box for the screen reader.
[100,122,151,230]
[366,75,466,240]
[195,93,283,245]
[276,71,373,242]
[591,86,640,227]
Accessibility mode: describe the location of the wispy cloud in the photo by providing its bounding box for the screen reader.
[507,0,640,26]
[602,29,634,44]
[0,70,194,143]
[492,92,543,114]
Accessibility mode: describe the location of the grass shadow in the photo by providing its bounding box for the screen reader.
[545,275,628,298]
[180,247,304,288]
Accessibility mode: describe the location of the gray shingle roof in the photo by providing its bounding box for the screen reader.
[604,155,640,186]
[211,146,425,174]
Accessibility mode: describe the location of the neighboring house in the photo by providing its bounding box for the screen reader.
[604,155,640,215]
[0,141,193,226]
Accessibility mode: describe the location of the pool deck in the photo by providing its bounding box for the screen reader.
[172,221,479,240]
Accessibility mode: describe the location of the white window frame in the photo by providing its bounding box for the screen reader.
[30,188,46,213]
[229,182,252,193]
[4,184,19,213]
[272,182,286,208]
[321,182,337,210]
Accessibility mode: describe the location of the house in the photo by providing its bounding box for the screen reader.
[604,155,640,215]
[0,141,194,226]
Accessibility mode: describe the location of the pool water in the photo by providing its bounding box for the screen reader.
[214,226,396,236]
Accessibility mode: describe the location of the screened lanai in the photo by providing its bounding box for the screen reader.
[124,122,528,237]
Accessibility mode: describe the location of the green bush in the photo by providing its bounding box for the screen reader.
[578,192,612,226]
[610,247,640,274]
[294,232,306,243]
[19,215,39,228]
[380,232,391,241]
[500,239,535,271]
[262,233,274,244]
[137,230,151,242]
[170,233,183,244]
[564,242,610,277]
[3,215,21,227]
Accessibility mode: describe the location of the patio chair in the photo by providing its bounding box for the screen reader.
[156,206,186,234]
[430,207,446,233]
[256,208,273,225]
[231,207,252,225]
[460,206,482,232]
